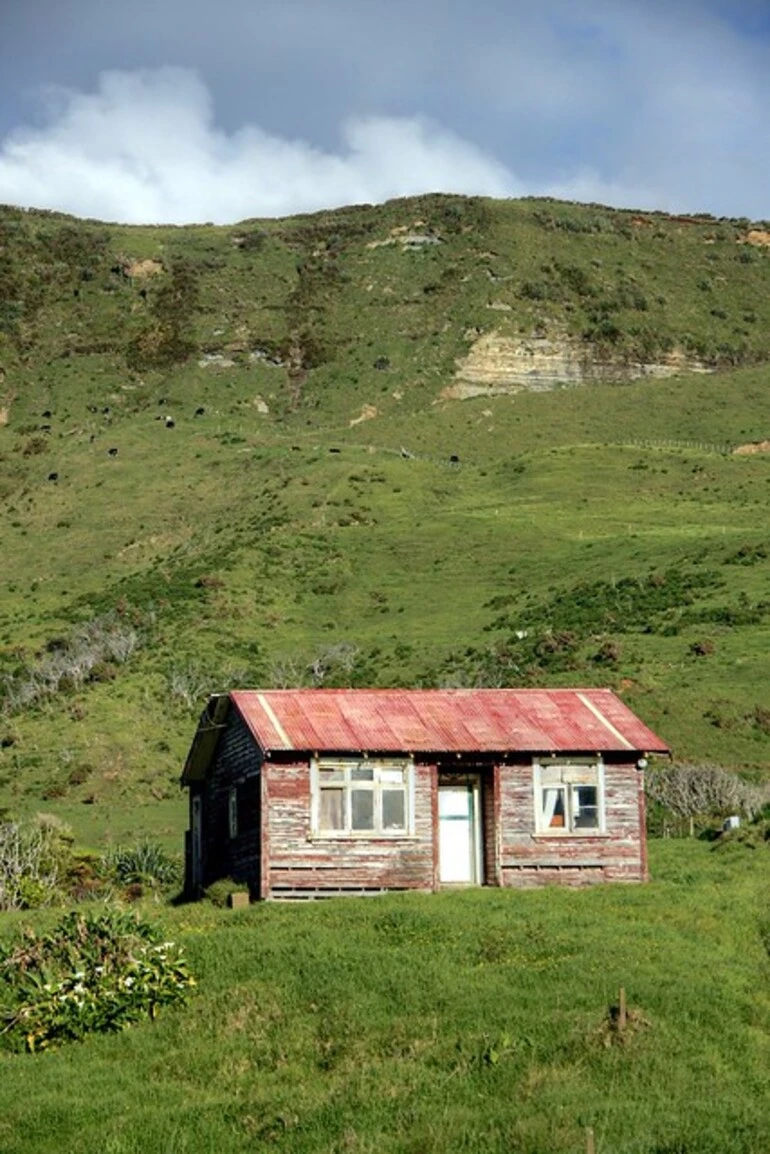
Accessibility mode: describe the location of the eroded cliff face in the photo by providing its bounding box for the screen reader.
[441,331,713,400]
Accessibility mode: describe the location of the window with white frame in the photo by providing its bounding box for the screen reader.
[313,758,413,836]
[534,761,604,834]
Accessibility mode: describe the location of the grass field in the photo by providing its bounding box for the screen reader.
[0,839,768,1153]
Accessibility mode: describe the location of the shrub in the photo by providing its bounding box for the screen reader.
[21,436,48,457]
[204,878,249,907]
[712,817,770,853]
[0,815,73,911]
[646,763,765,832]
[592,639,622,666]
[751,705,770,736]
[1,613,139,714]
[65,852,110,902]
[232,228,266,252]
[307,642,363,687]
[104,839,182,892]
[0,909,194,1051]
[689,639,715,657]
[167,662,210,710]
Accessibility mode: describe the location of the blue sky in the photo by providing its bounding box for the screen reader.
[0,0,768,223]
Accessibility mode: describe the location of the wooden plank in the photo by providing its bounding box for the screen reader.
[638,768,649,882]
[493,761,502,886]
[260,768,270,900]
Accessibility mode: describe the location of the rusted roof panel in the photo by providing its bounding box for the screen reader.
[229,688,668,755]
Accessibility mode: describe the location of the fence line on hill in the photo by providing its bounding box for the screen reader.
[623,437,733,455]
[270,434,738,467]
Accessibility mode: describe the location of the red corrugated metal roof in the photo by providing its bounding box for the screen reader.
[229,688,668,755]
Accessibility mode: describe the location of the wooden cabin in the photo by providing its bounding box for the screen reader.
[180,688,668,899]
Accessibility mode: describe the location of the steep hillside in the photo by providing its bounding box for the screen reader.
[1,194,769,845]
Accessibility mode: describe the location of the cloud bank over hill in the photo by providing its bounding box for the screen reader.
[1,0,769,226]
[0,69,518,223]
[0,67,664,224]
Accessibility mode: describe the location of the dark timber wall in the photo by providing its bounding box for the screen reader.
[197,710,262,893]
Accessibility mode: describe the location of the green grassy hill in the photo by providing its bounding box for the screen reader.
[1,194,769,845]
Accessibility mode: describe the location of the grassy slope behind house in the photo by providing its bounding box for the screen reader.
[0,195,769,846]
[0,841,768,1154]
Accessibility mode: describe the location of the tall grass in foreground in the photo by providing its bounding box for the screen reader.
[0,840,768,1153]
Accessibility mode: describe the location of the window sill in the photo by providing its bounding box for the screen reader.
[308,832,418,842]
[532,831,610,839]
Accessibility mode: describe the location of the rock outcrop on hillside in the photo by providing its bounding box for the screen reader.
[442,331,714,399]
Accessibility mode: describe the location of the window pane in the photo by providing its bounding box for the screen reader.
[351,766,374,781]
[542,787,566,828]
[319,767,345,783]
[573,785,599,829]
[351,790,375,829]
[382,789,406,830]
[380,768,405,785]
[319,789,344,830]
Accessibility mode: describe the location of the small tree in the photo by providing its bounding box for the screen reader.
[0,815,73,910]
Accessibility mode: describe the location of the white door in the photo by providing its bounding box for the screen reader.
[438,783,481,884]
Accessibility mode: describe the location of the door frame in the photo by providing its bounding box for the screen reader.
[437,773,484,885]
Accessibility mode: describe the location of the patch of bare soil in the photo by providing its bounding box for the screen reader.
[592,1005,651,1049]
[744,230,770,247]
[732,440,770,455]
[126,258,164,278]
[366,222,442,251]
[0,387,13,426]
[349,404,378,427]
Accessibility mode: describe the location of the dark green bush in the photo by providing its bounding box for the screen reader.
[204,878,249,907]
[711,818,770,852]
[104,839,182,891]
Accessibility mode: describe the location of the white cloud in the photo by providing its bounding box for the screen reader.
[0,68,521,223]
[1,41,768,226]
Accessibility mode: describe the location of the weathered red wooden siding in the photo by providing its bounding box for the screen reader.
[481,771,499,885]
[264,758,436,896]
[498,760,645,887]
[430,765,440,892]
[637,770,649,882]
